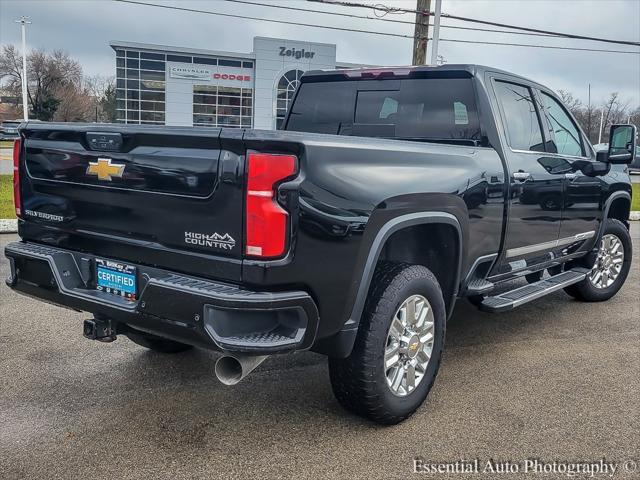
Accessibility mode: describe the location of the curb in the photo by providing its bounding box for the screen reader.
[0,219,18,233]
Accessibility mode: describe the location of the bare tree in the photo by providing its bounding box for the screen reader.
[601,93,619,140]
[0,45,23,92]
[85,75,116,122]
[53,82,93,122]
[548,89,638,145]
[0,45,83,120]
[558,90,582,116]
[629,106,640,128]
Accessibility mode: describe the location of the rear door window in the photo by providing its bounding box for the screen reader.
[494,81,545,152]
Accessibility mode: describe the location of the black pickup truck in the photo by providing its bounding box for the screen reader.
[5,65,636,424]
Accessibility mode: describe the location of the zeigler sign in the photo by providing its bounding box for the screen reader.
[279,46,315,59]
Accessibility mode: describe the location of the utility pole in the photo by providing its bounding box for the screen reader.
[412,0,431,65]
[15,16,31,121]
[429,0,442,65]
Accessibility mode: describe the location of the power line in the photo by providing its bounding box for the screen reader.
[112,0,640,55]
[439,38,640,55]
[220,0,566,40]
[113,0,423,40]
[311,0,640,47]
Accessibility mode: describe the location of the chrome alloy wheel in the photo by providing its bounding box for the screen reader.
[384,294,435,397]
[589,233,624,289]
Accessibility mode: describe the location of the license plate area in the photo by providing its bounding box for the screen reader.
[95,258,137,300]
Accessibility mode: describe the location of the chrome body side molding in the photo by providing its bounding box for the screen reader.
[505,231,595,259]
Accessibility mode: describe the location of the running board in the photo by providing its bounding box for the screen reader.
[479,268,589,313]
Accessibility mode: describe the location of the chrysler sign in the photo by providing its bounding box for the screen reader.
[170,65,212,80]
[169,63,252,84]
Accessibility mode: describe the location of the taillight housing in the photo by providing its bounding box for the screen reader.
[13,138,22,217]
[245,152,297,258]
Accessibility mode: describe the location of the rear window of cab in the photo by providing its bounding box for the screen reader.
[286,78,481,144]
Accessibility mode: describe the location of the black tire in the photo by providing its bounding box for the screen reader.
[126,329,193,353]
[328,262,446,425]
[564,219,632,302]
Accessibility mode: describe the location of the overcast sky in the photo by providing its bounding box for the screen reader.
[1,0,638,106]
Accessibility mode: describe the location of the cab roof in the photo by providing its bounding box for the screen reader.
[301,64,546,90]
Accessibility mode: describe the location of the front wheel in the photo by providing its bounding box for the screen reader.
[329,263,446,424]
[564,219,632,302]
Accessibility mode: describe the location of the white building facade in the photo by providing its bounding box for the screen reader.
[111,37,366,130]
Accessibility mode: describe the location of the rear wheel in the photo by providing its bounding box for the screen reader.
[329,263,446,424]
[564,219,632,302]
[126,329,193,353]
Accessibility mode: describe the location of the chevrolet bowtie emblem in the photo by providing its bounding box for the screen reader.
[86,158,125,181]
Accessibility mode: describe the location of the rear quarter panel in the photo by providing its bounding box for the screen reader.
[236,129,507,341]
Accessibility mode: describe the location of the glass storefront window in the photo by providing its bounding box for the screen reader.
[193,84,252,128]
[116,48,167,125]
[276,69,304,129]
[115,47,254,128]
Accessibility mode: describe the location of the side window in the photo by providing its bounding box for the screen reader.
[539,92,584,157]
[494,81,545,152]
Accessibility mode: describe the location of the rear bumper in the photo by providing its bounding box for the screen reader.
[5,241,319,354]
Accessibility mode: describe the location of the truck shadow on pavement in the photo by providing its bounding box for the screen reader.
[110,284,602,431]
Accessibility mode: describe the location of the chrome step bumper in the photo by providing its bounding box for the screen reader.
[5,241,319,353]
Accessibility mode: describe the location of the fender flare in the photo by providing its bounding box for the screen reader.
[597,190,632,241]
[346,212,464,330]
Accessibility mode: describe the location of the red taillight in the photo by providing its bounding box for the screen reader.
[245,152,297,258]
[13,138,21,217]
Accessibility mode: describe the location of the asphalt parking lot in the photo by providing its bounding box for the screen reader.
[1,227,638,480]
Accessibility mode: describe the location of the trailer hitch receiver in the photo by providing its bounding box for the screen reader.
[83,318,116,342]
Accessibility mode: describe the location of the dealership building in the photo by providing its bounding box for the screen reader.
[112,37,369,130]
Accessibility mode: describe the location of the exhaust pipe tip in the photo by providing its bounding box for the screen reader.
[215,354,268,386]
[215,356,244,386]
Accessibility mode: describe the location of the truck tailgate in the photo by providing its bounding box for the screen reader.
[18,123,244,282]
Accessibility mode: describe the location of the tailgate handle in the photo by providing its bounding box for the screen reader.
[86,132,123,152]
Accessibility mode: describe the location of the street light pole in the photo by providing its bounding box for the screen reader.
[598,109,604,144]
[429,0,442,65]
[15,16,31,121]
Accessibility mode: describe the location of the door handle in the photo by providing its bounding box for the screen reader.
[564,173,577,180]
[513,171,531,182]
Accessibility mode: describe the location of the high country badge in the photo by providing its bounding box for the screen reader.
[185,232,236,250]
